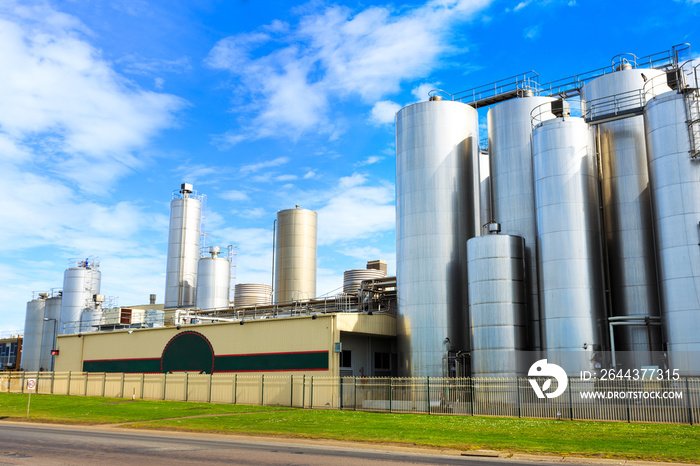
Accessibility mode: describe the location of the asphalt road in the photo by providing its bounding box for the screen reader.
[0,422,612,466]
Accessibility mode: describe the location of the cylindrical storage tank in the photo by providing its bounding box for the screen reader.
[234,283,273,307]
[343,268,387,294]
[644,88,700,376]
[533,116,607,375]
[164,183,202,309]
[40,295,61,371]
[196,246,231,310]
[396,98,480,377]
[488,95,556,352]
[274,207,317,303]
[479,148,491,235]
[467,233,527,377]
[582,68,667,370]
[60,260,101,335]
[21,295,46,371]
[80,308,102,333]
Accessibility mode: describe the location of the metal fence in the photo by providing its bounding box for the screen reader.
[1,372,698,425]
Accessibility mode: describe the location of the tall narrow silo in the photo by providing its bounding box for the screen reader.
[60,258,101,334]
[644,85,700,376]
[40,292,62,371]
[164,183,203,309]
[196,246,231,310]
[21,293,47,371]
[488,95,556,352]
[274,207,317,303]
[581,66,668,370]
[467,230,527,377]
[396,97,480,377]
[533,114,607,375]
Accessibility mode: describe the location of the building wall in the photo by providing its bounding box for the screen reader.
[54,313,396,377]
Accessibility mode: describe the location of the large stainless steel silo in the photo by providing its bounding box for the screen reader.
[196,246,231,310]
[164,183,203,309]
[467,232,527,377]
[488,96,556,352]
[396,98,480,377]
[533,115,607,375]
[581,67,667,370]
[40,293,61,371]
[60,259,101,334]
[21,294,46,371]
[274,207,317,303]
[644,86,700,376]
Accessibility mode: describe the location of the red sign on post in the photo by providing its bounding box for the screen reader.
[26,379,36,390]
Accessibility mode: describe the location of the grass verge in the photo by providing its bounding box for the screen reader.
[1,393,698,463]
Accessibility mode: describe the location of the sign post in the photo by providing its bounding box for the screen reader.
[26,378,36,419]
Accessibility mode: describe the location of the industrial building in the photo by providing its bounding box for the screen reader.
[18,44,700,380]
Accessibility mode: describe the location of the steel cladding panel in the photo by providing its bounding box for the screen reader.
[644,90,700,376]
[582,69,666,369]
[533,117,606,375]
[196,256,231,310]
[479,149,491,234]
[396,100,480,377]
[165,195,202,309]
[274,208,317,303]
[467,234,527,377]
[22,299,45,371]
[488,96,556,352]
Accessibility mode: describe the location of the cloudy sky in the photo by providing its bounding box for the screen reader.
[1,0,698,334]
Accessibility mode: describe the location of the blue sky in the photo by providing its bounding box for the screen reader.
[1,0,698,335]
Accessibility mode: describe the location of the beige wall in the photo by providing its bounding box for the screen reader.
[54,313,395,377]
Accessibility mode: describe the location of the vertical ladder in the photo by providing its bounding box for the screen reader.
[684,90,700,159]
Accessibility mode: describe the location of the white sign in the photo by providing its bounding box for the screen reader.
[26,378,36,391]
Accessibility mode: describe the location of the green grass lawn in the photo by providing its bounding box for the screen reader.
[1,393,698,463]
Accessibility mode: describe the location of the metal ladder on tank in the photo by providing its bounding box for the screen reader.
[684,89,700,160]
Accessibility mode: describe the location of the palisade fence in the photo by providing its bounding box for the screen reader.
[2,372,699,425]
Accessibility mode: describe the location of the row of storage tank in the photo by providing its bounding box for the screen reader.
[396,59,700,377]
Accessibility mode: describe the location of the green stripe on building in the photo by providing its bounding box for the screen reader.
[214,351,328,372]
[83,358,161,373]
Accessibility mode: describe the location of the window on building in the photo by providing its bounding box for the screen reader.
[374,352,391,370]
[340,350,352,368]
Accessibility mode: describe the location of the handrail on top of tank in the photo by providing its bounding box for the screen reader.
[583,88,646,122]
[450,70,540,104]
[530,97,583,129]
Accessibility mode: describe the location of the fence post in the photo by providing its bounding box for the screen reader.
[51,371,55,395]
[84,372,89,396]
[234,374,237,405]
[685,377,694,426]
[184,373,189,402]
[517,378,522,418]
[339,377,343,410]
[427,377,431,415]
[302,374,305,408]
[261,374,265,406]
[389,378,393,413]
[102,373,106,398]
[310,376,314,409]
[20,372,25,394]
[354,376,357,411]
[120,373,125,398]
[470,377,475,416]
[625,378,631,423]
[208,373,213,403]
[67,371,71,395]
[163,373,167,400]
[568,377,574,421]
[141,373,145,400]
[290,375,294,407]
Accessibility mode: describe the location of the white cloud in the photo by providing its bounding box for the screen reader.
[274,174,298,182]
[369,101,400,125]
[412,82,441,101]
[206,0,492,143]
[303,170,318,179]
[316,173,395,245]
[524,25,540,39]
[356,156,384,167]
[240,156,290,174]
[220,190,250,202]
